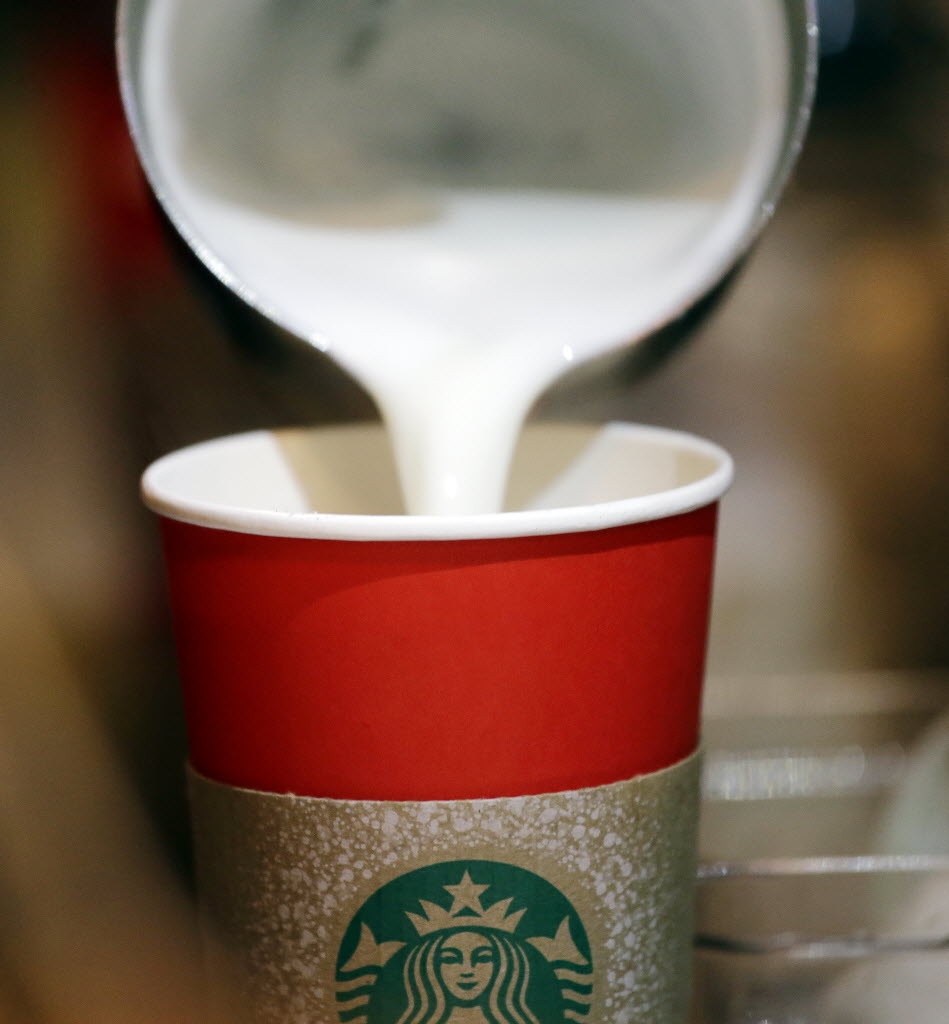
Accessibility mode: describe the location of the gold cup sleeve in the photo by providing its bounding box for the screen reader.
[189,751,700,1023]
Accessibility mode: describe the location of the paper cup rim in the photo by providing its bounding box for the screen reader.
[142,422,733,541]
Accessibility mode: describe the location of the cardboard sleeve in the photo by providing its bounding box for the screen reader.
[190,753,700,1024]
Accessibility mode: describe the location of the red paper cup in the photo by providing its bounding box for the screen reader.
[144,421,732,1023]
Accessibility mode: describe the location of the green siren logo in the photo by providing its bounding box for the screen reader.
[335,860,593,1024]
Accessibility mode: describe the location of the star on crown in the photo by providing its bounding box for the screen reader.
[406,871,527,936]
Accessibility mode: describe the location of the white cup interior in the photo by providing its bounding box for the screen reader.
[143,422,733,540]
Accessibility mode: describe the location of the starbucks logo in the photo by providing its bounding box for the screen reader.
[335,860,593,1024]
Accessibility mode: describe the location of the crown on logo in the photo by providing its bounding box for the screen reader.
[406,870,527,937]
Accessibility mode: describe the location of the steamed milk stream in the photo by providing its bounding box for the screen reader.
[139,0,789,515]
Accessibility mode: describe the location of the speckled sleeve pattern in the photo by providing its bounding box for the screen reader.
[189,751,700,1024]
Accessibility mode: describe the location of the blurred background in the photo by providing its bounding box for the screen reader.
[1,0,948,1020]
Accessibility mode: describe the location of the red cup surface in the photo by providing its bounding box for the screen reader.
[146,423,731,800]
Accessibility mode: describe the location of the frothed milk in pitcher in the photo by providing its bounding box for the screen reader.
[129,0,796,514]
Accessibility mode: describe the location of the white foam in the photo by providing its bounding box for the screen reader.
[139,0,789,514]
